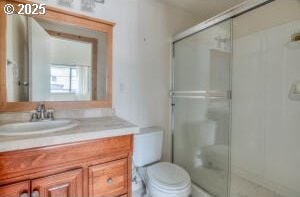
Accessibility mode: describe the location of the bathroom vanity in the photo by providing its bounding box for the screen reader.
[0,116,138,197]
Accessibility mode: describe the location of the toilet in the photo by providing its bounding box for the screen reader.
[133,127,191,197]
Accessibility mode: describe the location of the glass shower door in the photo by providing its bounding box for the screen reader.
[172,20,232,197]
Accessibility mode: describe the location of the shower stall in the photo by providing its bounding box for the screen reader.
[172,19,232,197]
[170,0,300,197]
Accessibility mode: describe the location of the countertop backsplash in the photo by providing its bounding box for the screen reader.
[0,108,116,124]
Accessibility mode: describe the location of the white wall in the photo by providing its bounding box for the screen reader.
[29,18,51,101]
[6,15,28,101]
[49,37,92,66]
[232,0,300,196]
[39,0,198,160]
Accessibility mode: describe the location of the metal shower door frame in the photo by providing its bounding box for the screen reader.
[169,1,273,196]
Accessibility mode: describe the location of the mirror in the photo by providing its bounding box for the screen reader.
[6,14,108,102]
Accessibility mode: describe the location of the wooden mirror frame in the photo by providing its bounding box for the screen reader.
[0,0,114,112]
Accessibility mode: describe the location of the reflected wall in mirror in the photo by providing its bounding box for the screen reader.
[6,15,107,102]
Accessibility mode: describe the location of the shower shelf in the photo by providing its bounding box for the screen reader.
[289,81,300,101]
[286,40,300,49]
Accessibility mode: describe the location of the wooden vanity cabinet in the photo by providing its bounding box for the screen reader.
[0,135,133,197]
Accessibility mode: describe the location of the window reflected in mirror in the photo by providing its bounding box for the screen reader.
[6,14,107,102]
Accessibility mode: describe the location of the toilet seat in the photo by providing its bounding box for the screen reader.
[147,162,191,192]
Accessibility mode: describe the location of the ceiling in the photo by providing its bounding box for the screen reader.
[161,0,246,20]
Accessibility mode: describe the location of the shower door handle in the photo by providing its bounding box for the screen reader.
[170,90,231,100]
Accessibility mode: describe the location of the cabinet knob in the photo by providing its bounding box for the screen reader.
[31,190,39,197]
[20,192,29,197]
[107,177,113,185]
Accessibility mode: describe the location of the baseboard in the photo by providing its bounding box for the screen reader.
[232,165,299,197]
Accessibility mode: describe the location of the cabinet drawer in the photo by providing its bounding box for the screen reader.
[89,159,128,197]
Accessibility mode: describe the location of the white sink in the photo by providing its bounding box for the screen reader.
[0,119,79,136]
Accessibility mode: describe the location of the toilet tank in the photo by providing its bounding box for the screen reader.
[133,127,163,167]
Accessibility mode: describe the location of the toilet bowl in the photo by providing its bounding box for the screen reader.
[147,162,191,197]
[133,127,191,197]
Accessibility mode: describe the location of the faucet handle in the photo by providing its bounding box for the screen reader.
[46,109,55,120]
[30,110,39,122]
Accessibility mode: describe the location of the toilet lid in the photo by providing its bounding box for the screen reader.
[147,162,191,191]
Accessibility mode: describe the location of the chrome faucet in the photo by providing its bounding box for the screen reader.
[31,104,55,122]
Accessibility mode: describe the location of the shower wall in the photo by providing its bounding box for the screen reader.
[231,0,300,196]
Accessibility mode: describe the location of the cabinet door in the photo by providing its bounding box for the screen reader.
[0,181,30,197]
[89,159,128,197]
[31,169,83,197]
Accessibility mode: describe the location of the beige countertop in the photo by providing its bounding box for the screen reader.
[0,116,139,153]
